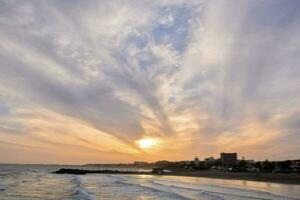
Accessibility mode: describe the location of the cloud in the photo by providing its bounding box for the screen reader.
[0,0,299,163]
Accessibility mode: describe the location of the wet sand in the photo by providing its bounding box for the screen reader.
[167,170,300,185]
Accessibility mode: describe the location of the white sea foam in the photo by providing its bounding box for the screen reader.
[150,179,299,200]
[72,176,96,200]
[74,188,96,200]
[114,180,193,200]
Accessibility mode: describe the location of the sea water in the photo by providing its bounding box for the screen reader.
[0,164,299,200]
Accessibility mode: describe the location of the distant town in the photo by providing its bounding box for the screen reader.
[85,152,300,173]
[55,152,300,184]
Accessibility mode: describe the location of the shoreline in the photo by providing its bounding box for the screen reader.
[54,168,300,185]
[166,171,300,185]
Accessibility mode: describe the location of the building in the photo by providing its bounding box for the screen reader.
[152,168,165,174]
[291,161,300,172]
[194,157,200,166]
[133,161,148,166]
[220,153,237,166]
[204,157,215,164]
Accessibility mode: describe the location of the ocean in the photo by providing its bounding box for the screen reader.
[0,164,299,200]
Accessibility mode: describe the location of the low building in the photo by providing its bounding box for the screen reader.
[246,160,255,165]
[204,157,215,164]
[152,168,165,174]
[194,157,200,167]
[220,152,237,166]
[133,161,148,166]
[291,161,300,172]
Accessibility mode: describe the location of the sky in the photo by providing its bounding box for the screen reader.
[0,0,300,164]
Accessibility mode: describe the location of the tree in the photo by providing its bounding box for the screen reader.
[255,161,262,169]
[239,160,248,169]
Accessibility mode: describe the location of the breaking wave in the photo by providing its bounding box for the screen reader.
[71,176,95,200]
[150,180,299,200]
[114,180,193,200]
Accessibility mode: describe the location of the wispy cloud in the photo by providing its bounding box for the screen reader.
[0,0,300,163]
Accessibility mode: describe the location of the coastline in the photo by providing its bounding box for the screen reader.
[54,168,300,185]
[166,171,300,185]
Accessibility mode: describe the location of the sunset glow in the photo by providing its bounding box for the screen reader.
[137,138,158,149]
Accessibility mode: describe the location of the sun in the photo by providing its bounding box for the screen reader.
[137,138,157,149]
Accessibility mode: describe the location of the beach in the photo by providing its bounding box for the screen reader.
[166,170,300,185]
[1,164,300,200]
[54,168,300,185]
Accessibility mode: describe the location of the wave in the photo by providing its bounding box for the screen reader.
[71,176,96,200]
[115,180,193,200]
[200,191,226,200]
[150,180,299,200]
[157,180,286,199]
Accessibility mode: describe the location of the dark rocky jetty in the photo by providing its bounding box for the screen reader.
[53,168,154,175]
